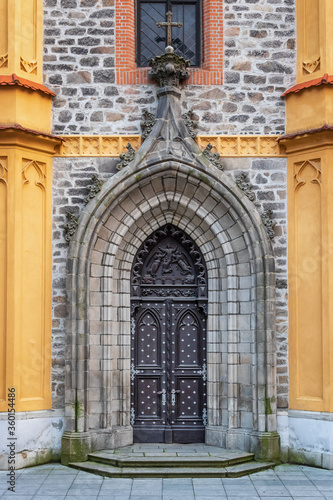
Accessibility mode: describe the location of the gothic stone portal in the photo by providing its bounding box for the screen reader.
[130,224,208,443]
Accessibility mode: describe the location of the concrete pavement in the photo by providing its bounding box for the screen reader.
[0,462,333,499]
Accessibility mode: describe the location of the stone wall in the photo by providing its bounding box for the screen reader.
[47,0,292,412]
[51,156,288,410]
[43,0,296,135]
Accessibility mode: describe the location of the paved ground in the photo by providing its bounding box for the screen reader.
[0,463,333,499]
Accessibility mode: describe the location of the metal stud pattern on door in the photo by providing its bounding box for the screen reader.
[131,224,208,443]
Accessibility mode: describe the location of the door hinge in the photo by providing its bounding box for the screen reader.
[131,362,141,381]
[198,362,207,381]
[130,407,135,426]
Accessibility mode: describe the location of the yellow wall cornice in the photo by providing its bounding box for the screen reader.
[0,85,53,135]
[284,85,333,135]
[279,127,333,155]
[0,126,61,155]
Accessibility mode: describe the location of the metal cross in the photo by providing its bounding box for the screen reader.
[156,11,183,47]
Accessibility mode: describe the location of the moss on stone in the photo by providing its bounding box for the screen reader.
[264,397,273,415]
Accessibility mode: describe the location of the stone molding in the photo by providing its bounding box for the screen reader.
[62,61,279,464]
[64,158,279,461]
[63,123,279,460]
[55,135,285,157]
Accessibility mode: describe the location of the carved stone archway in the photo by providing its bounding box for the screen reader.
[61,47,280,465]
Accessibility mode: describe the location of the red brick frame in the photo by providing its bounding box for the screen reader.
[115,0,223,85]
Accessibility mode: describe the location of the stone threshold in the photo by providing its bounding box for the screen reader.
[68,444,274,478]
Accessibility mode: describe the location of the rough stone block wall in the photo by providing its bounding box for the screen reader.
[43,0,296,135]
[51,157,119,408]
[46,0,293,411]
[51,157,288,410]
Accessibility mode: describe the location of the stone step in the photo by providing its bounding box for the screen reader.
[88,450,254,468]
[69,460,274,478]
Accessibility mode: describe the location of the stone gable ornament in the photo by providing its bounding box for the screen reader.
[156,10,183,47]
[202,143,224,170]
[149,12,189,88]
[85,174,103,204]
[148,46,190,88]
[141,109,156,141]
[181,110,198,139]
[116,143,136,171]
[64,211,78,243]
[261,209,276,239]
[235,172,255,201]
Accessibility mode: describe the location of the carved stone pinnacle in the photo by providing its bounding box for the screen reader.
[149,46,190,88]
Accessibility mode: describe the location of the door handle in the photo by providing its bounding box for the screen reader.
[171,389,180,406]
[157,389,166,406]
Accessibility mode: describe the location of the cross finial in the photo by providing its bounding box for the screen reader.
[156,11,182,48]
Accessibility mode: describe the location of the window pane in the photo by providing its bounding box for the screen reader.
[140,2,166,66]
[138,1,200,67]
[171,3,198,66]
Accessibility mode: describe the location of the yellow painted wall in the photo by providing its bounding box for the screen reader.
[0,0,59,414]
[285,87,333,135]
[0,87,52,135]
[296,0,333,83]
[282,134,333,412]
[0,157,7,407]
[0,0,43,83]
[0,132,60,413]
[284,0,333,414]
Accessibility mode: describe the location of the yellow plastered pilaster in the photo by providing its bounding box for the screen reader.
[0,0,58,413]
[284,0,333,413]
[296,0,333,84]
[0,131,61,412]
[285,87,333,135]
[0,0,43,83]
[0,86,52,135]
[281,133,333,413]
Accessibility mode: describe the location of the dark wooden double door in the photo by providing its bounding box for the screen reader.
[130,225,208,443]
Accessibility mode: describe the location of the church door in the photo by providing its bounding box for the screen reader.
[130,225,208,443]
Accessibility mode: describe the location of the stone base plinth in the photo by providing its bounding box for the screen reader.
[206,426,280,463]
[250,431,280,463]
[61,431,91,465]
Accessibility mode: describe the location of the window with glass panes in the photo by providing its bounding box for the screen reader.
[137,1,201,67]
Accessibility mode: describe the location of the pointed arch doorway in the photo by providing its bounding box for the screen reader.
[130,224,208,444]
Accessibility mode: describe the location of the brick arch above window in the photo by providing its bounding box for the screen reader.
[115,0,223,85]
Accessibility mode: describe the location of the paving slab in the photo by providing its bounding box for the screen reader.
[0,462,332,499]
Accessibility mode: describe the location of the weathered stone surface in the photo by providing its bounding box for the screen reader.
[46,0,292,413]
[258,61,293,74]
[43,0,295,135]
